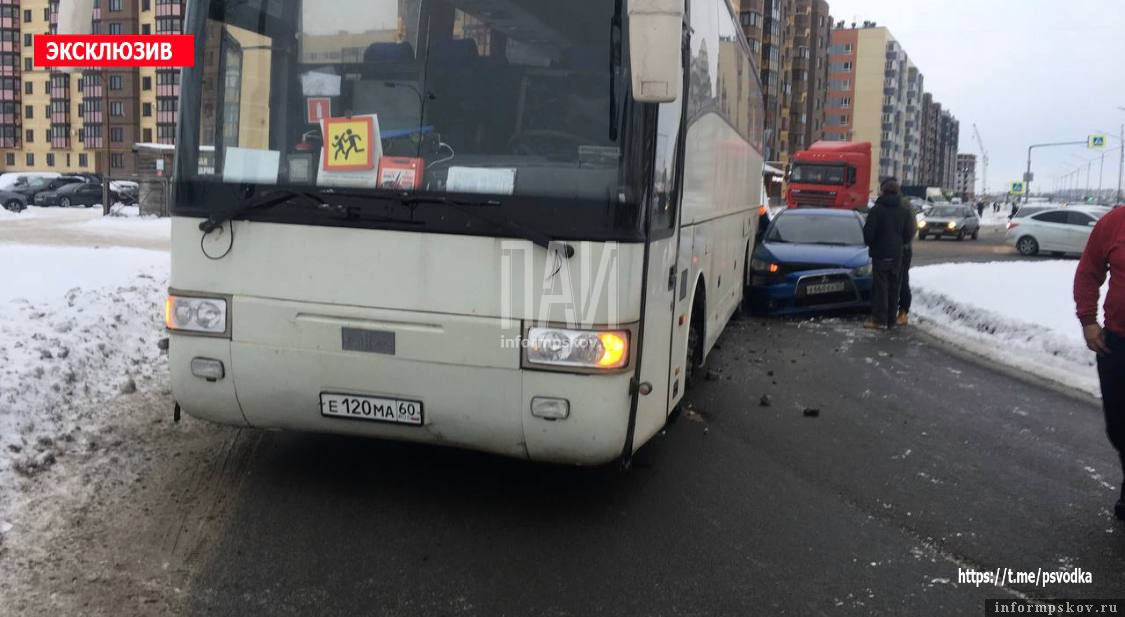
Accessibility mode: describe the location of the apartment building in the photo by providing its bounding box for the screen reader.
[0,0,92,173]
[0,0,183,177]
[782,0,830,155]
[824,22,958,195]
[740,0,831,164]
[954,153,976,201]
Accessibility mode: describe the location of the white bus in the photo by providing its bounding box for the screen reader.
[126,0,760,464]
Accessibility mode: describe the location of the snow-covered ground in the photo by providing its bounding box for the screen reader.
[0,206,170,250]
[911,260,1104,397]
[0,214,170,543]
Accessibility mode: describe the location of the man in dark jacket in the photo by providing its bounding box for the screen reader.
[863,178,915,329]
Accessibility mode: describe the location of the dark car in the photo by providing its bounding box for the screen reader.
[12,175,85,200]
[917,204,981,240]
[0,189,28,212]
[747,208,873,315]
[34,182,119,208]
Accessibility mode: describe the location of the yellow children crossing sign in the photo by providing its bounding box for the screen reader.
[1089,134,1107,149]
[323,116,376,172]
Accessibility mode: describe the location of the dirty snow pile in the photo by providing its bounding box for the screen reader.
[910,261,1104,397]
[0,246,169,504]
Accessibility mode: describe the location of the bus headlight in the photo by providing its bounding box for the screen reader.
[165,294,229,335]
[526,327,630,370]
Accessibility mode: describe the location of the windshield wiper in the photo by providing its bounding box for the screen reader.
[400,194,574,257]
[199,189,333,233]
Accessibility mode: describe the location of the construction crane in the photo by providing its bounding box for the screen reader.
[973,124,990,198]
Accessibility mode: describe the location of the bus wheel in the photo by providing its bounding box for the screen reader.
[684,292,705,389]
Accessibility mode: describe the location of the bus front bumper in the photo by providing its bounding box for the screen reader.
[170,323,633,467]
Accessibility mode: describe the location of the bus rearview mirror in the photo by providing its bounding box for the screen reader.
[54,0,95,74]
[628,0,684,104]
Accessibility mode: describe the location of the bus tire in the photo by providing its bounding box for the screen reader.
[684,285,706,390]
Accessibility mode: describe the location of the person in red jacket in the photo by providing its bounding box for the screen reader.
[1074,206,1125,521]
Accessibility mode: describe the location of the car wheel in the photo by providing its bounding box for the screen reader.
[971,229,979,240]
[1017,236,1039,256]
[4,199,21,212]
[59,197,71,208]
[956,229,965,241]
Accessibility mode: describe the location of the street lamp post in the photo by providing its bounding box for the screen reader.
[1025,140,1087,203]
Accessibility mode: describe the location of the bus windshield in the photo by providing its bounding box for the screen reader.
[789,163,847,185]
[178,0,632,205]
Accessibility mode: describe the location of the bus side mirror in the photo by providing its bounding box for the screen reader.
[628,0,684,104]
[55,0,95,73]
[57,0,95,35]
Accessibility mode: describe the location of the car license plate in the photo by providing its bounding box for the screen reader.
[320,393,423,426]
[806,282,847,295]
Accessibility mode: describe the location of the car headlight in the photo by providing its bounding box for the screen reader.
[917,220,927,229]
[165,294,229,335]
[526,327,629,370]
[947,221,957,230]
[853,263,872,277]
[750,257,780,273]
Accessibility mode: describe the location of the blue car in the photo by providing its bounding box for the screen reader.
[747,208,873,315]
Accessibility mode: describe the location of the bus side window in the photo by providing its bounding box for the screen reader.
[651,102,683,231]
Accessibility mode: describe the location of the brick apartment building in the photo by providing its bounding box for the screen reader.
[740,0,832,165]
[822,21,959,195]
[0,0,184,177]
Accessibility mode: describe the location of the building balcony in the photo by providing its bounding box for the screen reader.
[156,1,183,17]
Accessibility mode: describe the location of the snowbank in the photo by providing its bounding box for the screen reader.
[82,211,170,242]
[910,261,1103,397]
[0,246,169,518]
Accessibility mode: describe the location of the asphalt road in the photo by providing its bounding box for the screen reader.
[911,223,1029,266]
[182,239,1124,615]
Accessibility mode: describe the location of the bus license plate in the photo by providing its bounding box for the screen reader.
[320,393,423,426]
[806,282,846,295]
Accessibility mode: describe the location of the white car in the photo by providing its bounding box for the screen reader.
[1005,206,1109,256]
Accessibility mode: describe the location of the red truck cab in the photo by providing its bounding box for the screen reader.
[785,141,872,210]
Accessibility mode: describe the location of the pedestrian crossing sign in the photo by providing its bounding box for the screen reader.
[1089,134,1107,149]
[323,116,376,172]
[1009,181,1026,195]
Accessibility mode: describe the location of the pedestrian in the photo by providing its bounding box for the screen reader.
[1074,205,1125,521]
[863,178,915,330]
[976,201,985,218]
[1009,201,1018,220]
[898,218,915,326]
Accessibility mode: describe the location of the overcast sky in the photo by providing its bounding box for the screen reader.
[827,0,1125,196]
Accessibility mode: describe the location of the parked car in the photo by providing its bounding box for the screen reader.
[0,189,28,212]
[917,204,981,240]
[747,208,873,315]
[110,180,139,204]
[0,171,60,190]
[1005,206,1109,256]
[11,175,85,201]
[34,182,119,208]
